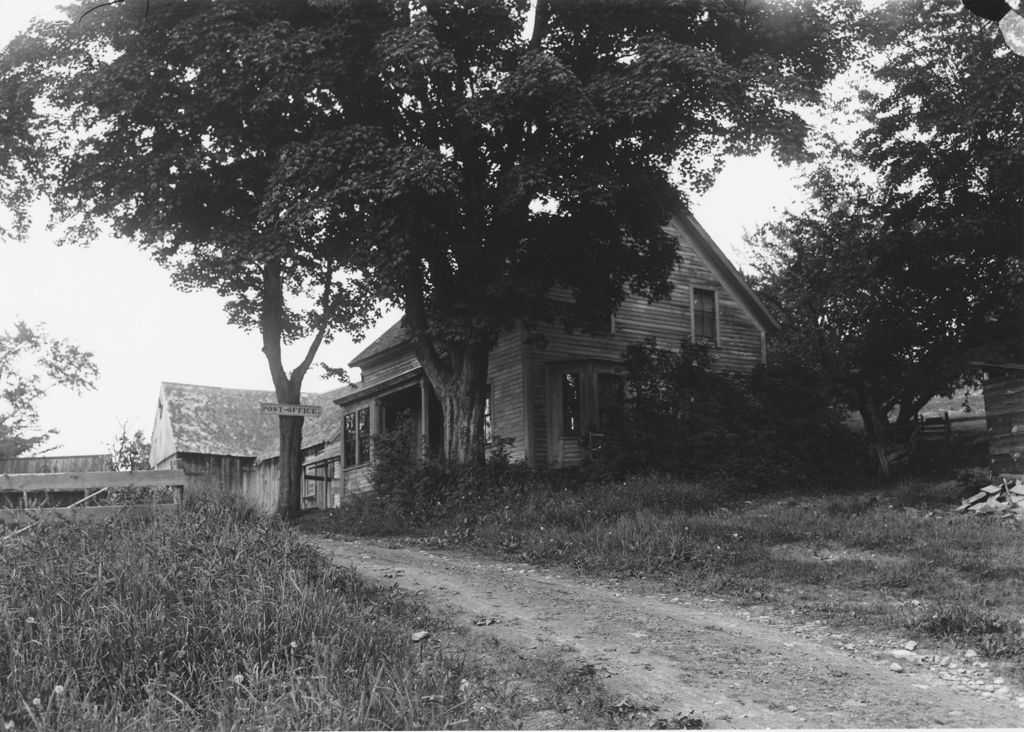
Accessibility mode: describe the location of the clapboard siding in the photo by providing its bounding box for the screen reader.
[487,324,528,461]
[983,371,1024,475]
[524,216,767,466]
[341,464,374,495]
[528,228,765,369]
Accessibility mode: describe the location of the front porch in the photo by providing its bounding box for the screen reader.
[334,371,443,496]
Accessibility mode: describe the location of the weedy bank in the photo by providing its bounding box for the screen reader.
[0,494,613,730]
[314,442,1024,682]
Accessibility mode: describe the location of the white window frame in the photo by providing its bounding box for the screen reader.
[690,285,720,347]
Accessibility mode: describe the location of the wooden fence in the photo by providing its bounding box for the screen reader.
[0,454,113,474]
[0,469,187,531]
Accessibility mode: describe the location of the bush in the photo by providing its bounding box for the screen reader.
[368,421,555,531]
[600,339,864,491]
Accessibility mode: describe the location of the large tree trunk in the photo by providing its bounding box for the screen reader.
[436,364,489,464]
[272,376,305,518]
[276,412,305,517]
[853,377,892,477]
[413,337,490,465]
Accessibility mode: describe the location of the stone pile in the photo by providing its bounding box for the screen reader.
[955,477,1024,519]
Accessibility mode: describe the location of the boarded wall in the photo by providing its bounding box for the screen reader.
[984,370,1024,476]
[0,454,113,474]
[243,458,279,514]
[160,453,253,499]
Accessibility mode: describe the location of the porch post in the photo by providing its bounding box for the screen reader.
[420,377,430,457]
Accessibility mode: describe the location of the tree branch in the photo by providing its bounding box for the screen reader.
[289,272,335,392]
[79,0,149,23]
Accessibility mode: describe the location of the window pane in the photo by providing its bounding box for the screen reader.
[596,373,625,434]
[693,288,716,341]
[357,407,371,465]
[562,372,581,436]
[302,463,320,499]
[343,413,356,468]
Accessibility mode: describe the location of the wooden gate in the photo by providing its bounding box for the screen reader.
[0,469,187,530]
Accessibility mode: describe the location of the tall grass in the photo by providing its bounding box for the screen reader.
[1,495,472,730]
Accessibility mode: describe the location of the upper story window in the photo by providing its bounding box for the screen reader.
[692,287,717,344]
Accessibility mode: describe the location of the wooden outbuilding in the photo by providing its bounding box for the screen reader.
[976,363,1024,477]
[149,382,348,512]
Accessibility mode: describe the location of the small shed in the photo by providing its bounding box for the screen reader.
[150,382,281,497]
[150,382,349,512]
[977,363,1024,477]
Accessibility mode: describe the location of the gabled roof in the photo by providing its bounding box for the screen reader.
[158,382,345,461]
[159,382,280,459]
[349,320,411,368]
[345,207,779,367]
[672,211,780,333]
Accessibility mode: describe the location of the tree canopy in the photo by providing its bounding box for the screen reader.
[0,321,98,458]
[2,0,377,513]
[267,0,860,462]
[752,0,1024,461]
[4,0,859,475]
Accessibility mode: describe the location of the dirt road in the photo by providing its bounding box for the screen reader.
[309,535,1024,728]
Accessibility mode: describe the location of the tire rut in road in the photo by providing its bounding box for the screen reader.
[309,535,1023,729]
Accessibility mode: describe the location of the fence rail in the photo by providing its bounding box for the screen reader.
[0,469,187,530]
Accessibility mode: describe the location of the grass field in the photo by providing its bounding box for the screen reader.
[0,494,614,730]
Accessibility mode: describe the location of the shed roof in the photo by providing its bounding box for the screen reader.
[160,382,280,458]
[159,382,344,461]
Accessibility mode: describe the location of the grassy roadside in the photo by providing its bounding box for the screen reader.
[311,443,1024,682]
[0,494,615,730]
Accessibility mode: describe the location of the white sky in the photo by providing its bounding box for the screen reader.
[0,1,801,455]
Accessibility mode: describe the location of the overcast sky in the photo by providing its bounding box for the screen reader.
[0,1,801,456]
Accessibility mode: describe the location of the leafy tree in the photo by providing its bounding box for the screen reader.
[5,0,858,480]
[2,1,378,515]
[753,0,1024,471]
[109,424,151,471]
[268,0,859,464]
[0,30,36,239]
[0,321,98,458]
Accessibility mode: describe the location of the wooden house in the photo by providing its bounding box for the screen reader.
[333,210,779,495]
[149,382,349,511]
